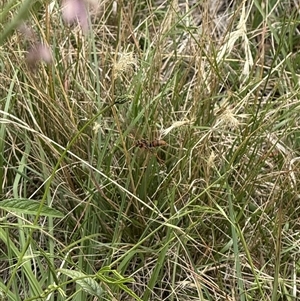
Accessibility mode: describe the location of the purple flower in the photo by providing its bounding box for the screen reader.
[26,43,53,68]
[61,0,89,33]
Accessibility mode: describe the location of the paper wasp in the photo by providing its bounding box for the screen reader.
[135,139,167,149]
[133,138,167,164]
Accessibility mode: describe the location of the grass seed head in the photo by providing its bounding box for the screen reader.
[61,0,89,33]
[113,52,138,79]
[26,43,53,69]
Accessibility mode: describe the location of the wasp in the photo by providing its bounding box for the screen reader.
[133,138,167,164]
[135,139,167,149]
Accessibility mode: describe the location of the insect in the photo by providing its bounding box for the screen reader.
[134,138,167,164]
[135,139,167,149]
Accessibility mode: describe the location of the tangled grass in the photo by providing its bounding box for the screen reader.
[1,0,300,300]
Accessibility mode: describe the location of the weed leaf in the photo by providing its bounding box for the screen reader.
[0,199,63,217]
[58,269,103,298]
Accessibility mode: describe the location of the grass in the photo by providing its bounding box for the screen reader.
[1,0,300,300]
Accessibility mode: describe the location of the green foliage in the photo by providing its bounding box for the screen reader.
[1,0,300,300]
[0,199,63,217]
[0,0,42,45]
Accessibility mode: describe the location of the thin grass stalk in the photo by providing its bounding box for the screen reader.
[271,203,283,301]
[227,183,245,301]
[0,70,18,196]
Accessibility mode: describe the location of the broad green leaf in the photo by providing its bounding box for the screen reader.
[0,199,63,217]
[57,269,103,298]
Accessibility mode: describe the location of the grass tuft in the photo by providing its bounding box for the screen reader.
[1,0,300,300]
